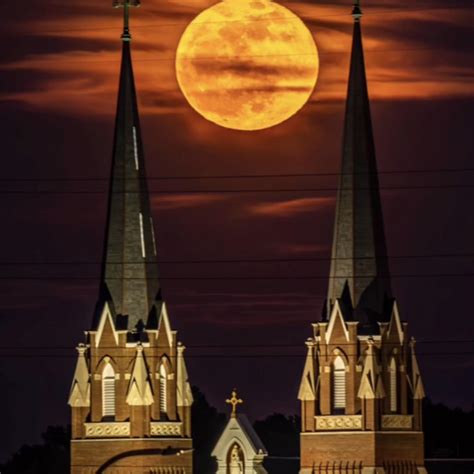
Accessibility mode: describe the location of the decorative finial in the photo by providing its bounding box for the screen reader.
[136,342,144,353]
[76,343,87,355]
[226,389,243,418]
[352,0,362,21]
[113,0,141,41]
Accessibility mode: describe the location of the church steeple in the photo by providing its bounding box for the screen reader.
[70,5,193,472]
[326,0,391,329]
[96,0,161,331]
[299,4,426,471]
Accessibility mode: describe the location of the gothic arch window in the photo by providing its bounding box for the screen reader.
[159,363,167,416]
[102,363,116,419]
[332,355,346,411]
[389,357,397,412]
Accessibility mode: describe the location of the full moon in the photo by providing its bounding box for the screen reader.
[175,0,319,131]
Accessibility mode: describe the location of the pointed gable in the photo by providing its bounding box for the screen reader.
[68,344,91,407]
[157,302,174,349]
[387,301,404,344]
[94,301,119,348]
[126,343,154,406]
[325,300,350,344]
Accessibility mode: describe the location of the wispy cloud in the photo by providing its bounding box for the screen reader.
[1,0,473,119]
[152,193,228,210]
[249,196,334,217]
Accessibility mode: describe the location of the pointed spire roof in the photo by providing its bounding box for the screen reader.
[94,0,161,331]
[326,1,392,330]
[409,338,425,399]
[298,339,317,401]
[68,344,91,407]
[176,342,193,407]
[357,338,385,399]
[126,343,154,405]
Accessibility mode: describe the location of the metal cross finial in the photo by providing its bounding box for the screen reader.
[113,0,141,41]
[226,389,243,418]
[352,0,362,21]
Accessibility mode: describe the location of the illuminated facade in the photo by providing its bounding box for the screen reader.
[298,2,426,473]
[68,2,192,472]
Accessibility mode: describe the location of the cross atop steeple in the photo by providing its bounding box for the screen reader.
[113,0,141,41]
[352,0,362,21]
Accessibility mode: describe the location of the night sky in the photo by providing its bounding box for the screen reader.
[0,0,473,462]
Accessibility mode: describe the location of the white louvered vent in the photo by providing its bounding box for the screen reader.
[159,364,167,415]
[390,357,397,412]
[333,356,346,410]
[102,364,116,417]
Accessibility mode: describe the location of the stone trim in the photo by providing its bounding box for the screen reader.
[381,414,413,430]
[84,422,130,438]
[315,415,362,431]
[150,421,182,437]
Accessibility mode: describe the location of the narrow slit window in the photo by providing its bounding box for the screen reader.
[132,126,139,170]
[102,364,116,418]
[139,213,146,258]
[150,216,157,256]
[333,356,346,410]
[389,357,397,412]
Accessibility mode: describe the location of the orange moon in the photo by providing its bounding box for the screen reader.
[175,0,319,131]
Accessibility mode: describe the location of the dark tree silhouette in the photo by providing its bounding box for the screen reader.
[0,425,70,474]
[191,385,227,474]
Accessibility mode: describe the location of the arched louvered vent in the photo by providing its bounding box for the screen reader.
[102,363,115,418]
[159,363,167,415]
[333,355,346,410]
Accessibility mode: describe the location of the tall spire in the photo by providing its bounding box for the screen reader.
[326,1,392,329]
[94,0,161,331]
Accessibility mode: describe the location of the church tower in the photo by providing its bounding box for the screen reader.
[298,2,426,473]
[68,2,193,472]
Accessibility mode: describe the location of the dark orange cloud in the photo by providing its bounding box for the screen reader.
[249,196,334,217]
[152,193,228,210]
[1,0,473,122]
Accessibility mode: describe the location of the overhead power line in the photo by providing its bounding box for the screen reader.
[3,167,474,182]
[0,352,470,359]
[2,339,472,350]
[1,273,474,280]
[0,253,472,265]
[26,5,473,36]
[2,184,474,194]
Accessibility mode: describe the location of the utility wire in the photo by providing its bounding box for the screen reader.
[3,167,474,182]
[24,5,474,36]
[0,253,473,265]
[0,352,471,359]
[2,184,474,194]
[2,340,472,350]
[8,46,471,65]
[1,273,474,280]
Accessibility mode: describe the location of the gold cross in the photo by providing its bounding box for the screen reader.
[226,389,243,417]
[113,0,141,41]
